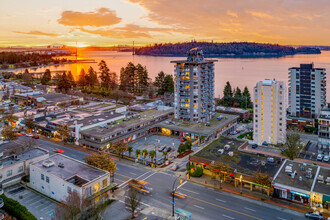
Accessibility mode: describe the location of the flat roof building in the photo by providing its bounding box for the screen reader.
[30,154,110,202]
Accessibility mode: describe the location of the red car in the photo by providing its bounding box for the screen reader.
[55,149,65,153]
[32,135,39,139]
[16,133,23,136]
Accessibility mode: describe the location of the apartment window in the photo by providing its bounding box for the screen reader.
[67,186,72,194]
[41,174,44,180]
[7,170,12,177]
[0,174,2,180]
[46,176,49,183]
[102,179,108,188]
[279,123,282,126]
[18,166,23,173]
[94,182,100,192]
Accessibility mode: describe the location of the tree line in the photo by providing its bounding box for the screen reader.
[220,81,252,108]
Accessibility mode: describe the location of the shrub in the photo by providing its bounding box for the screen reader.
[189,165,203,177]
[1,194,37,220]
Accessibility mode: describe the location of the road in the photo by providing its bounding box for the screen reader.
[15,136,305,219]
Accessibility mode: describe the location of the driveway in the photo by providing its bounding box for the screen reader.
[5,184,57,220]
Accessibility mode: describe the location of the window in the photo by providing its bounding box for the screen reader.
[46,176,49,183]
[102,179,108,188]
[18,166,23,173]
[7,170,12,177]
[94,182,100,192]
[86,187,91,197]
[0,174,2,180]
[41,174,44,180]
[67,186,72,194]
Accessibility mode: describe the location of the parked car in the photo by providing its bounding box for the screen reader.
[236,130,241,134]
[16,133,23,136]
[26,133,33,137]
[158,146,166,152]
[171,164,179,171]
[54,149,65,153]
[323,155,329,162]
[317,154,323,161]
[267,157,275,163]
[32,135,39,139]
[305,212,325,219]
[251,144,258,149]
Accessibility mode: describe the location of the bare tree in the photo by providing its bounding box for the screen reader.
[53,191,87,220]
[24,139,36,151]
[125,188,141,219]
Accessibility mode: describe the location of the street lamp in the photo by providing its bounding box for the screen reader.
[172,175,181,217]
[240,175,243,194]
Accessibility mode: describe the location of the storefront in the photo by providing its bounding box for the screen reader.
[273,186,310,204]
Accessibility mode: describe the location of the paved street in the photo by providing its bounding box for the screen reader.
[14,136,306,219]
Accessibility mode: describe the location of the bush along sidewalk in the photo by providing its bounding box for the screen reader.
[0,194,37,220]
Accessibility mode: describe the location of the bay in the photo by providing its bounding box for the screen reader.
[13,50,330,99]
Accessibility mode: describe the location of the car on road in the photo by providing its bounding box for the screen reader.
[54,149,65,153]
[26,133,33,137]
[305,212,325,219]
[16,133,23,136]
[251,144,258,149]
[323,155,329,162]
[32,135,39,139]
[317,154,323,161]
[164,147,172,152]
[158,146,166,152]
[171,164,179,171]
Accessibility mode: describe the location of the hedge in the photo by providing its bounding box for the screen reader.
[0,194,37,220]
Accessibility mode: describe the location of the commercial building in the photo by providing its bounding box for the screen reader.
[79,109,173,150]
[30,154,111,202]
[272,159,330,214]
[0,145,49,187]
[288,63,326,118]
[286,116,315,131]
[215,106,250,121]
[172,48,217,122]
[317,105,330,156]
[253,79,286,146]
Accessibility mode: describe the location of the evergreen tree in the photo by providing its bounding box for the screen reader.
[119,62,136,92]
[154,71,165,95]
[87,66,98,88]
[222,81,233,106]
[57,72,72,93]
[78,68,87,87]
[98,60,111,90]
[234,87,242,107]
[22,69,32,85]
[164,74,174,94]
[242,86,252,108]
[135,64,149,93]
[41,69,51,85]
[67,71,75,88]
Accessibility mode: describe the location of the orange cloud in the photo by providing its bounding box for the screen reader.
[79,24,170,38]
[58,8,121,27]
[246,10,273,19]
[13,30,60,37]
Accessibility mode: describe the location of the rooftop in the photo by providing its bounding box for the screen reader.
[1,148,48,168]
[157,113,239,136]
[191,137,281,177]
[215,106,250,114]
[33,93,81,103]
[32,154,107,185]
[273,160,317,192]
[313,167,330,195]
[80,109,173,138]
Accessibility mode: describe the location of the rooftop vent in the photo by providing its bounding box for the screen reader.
[228,151,234,157]
[326,177,330,185]
[224,145,230,150]
[218,149,224,154]
[42,160,55,168]
[299,176,302,181]
[317,175,324,183]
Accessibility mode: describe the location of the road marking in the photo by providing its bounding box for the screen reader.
[129,172,137,175]
[180,188,199,195]
[244,207,256,212]
[215,198,226,203]
[193,205,205,210]
[141,172,156,181]
[183,194,262,220]
[123,196,151,207]
[277,217,286,220]
[222,214,234,219]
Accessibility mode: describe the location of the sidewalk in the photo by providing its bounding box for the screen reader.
[187,174,312,214]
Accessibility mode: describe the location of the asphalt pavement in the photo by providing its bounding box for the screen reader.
[15,136,306,220]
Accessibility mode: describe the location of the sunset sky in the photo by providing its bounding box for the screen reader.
[1,0,330,47]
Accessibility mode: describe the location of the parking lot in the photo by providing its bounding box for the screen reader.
[128,135,182,161]
[5,184,57,220]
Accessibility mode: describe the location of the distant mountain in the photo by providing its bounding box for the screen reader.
[134,42,321,57]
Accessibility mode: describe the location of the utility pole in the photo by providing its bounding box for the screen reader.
[172,175,181,217]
